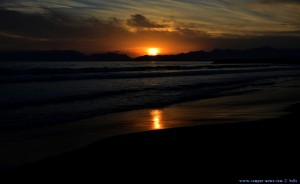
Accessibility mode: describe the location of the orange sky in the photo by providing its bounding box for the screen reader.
[1,1,300,56]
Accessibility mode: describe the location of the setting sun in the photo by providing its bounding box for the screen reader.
[147,48,159,56]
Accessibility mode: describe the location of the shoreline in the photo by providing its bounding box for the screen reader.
[1,84,300,172]
[6,103,299,182]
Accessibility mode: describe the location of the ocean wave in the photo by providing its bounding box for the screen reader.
[0,75,285,131]
[0,64,270,75]
[0,74,288,110]
[1,65,299,83]
[1,62,300,131]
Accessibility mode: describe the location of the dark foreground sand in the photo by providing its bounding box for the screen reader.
[3,104,299,183]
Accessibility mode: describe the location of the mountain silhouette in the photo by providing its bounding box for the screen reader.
[135,47,300,63]
[0,47,299,63]
[0,51,131,61]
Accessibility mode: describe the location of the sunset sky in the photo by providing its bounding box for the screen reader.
[1,0,300,56]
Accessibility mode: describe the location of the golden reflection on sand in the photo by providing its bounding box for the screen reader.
[150,110,163,129]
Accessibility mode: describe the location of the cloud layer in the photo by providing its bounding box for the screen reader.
[0,0,300,55]
[127,14,166,29]
[256,0,300,4]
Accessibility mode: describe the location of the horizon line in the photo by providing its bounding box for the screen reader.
[1,46,300,59]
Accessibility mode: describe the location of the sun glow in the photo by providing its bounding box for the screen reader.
[147,48,159,56]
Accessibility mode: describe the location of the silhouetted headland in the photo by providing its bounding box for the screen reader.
[0,50,131,61]
[135,47,300,63]
[1,47,300,63]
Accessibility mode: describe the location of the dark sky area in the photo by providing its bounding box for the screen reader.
[0,0,300,56]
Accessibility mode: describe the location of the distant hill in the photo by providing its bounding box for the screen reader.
[135,47,300,63]
[0,47,299,63]
[0,51,131,61]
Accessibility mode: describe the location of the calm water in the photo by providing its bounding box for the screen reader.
[1,61,300,131]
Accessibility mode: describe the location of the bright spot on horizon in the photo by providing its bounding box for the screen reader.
[150,110,162,129]
[147,48,159,56]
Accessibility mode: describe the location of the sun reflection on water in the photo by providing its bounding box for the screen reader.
[150,110,163,129]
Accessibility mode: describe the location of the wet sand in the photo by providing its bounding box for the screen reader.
[5,103,299,182]
[1,82,299,182]
[1,85,298,170]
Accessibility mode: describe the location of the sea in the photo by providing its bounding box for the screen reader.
[1,61,300,168]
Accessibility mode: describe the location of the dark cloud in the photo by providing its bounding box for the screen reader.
[206,35,300,50]
[0,8,130,52]
[0,8,300,55]
[0,8,125,39]
[127,14,166,28]
[256,0,300,4]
